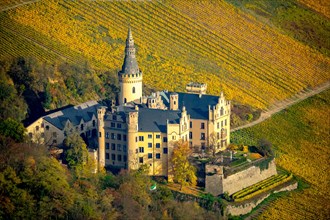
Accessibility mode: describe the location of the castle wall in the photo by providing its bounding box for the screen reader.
[205,159,277,196]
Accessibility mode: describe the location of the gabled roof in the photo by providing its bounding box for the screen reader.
[138,108,181,133]
[43,100,100,130]
[160,91,219,120]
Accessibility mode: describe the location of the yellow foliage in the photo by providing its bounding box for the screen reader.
[0,0,328,110]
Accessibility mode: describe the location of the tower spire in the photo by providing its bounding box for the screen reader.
[120,27,139,75]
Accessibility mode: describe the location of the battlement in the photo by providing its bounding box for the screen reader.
[186,82,207,94]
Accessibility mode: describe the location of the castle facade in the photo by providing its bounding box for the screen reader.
[98,29,231,176]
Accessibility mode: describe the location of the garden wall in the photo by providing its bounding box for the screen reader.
[205,158,277,195]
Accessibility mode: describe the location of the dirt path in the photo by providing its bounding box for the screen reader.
[0,0,40,12]
[231,81,330,132]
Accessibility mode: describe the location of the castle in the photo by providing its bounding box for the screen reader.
[26,28,231,177]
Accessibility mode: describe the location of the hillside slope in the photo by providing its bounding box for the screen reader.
[231,89,330,219]
[0,0,329,110]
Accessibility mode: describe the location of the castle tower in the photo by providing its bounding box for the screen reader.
[127,108,139,170]
[170,93,179,110]
[97,106,107,171]
[118,28,143,105]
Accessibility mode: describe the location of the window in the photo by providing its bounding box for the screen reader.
[201,122,205,129]
[148,134,152,139]
[111,143,116,151]
[148,153,152,159]
[106,143,110,149]
[201,133,205,140]
[111,133,115,140]
[106,153,110,159]
[117,155,122,161]
[156,143,160,148]
[172,136,176,140]
[36,126,39,131]
[139,157,143,163]
[156,135,160,139]
[123,135,127,141]
[111,122,115,128]
[111,154,116,161]
[189,132,192,139]
[163,148,168,154]
[163,137,167,143]
[28,132,32,138]
[93,120,96,127]
[53,139,57,144]
[221,121,223,127]
[190,121,192,128]
[112,115,117,120]
[99,132,101,137]
[52,132,57,137]
[123,145,127,152]
[124,98,127,103]
[81,124,84,131]
[217,132,220,139]
[124,155,127,162]
[217,122,220,129]
[132,87,136,93]
[117,144,121,151]
[117,123,122,129]
[156,153,161,159]
[139,136,144,141]
[45,125,49,130]
[117,134,122,140]
[106,132,109,139]
[148,143,152,148]
[139,147,144,153]
[225,119,227,126]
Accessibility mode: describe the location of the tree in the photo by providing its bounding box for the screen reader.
[0,118,26,142]
[207,132,220,156]
[171,140,197,190]
[257,138,274,157]
[64,133,96,177]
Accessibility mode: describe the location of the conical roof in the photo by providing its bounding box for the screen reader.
[120,27,140,75]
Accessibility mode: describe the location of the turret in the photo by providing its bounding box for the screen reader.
[170,93,178,110]
[118,28,143,105]
[97,106,107,171]
[126,110,139,170]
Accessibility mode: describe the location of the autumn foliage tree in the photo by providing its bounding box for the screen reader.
[171,140,197,190]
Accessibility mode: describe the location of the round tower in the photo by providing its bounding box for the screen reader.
[118,28,143,105]
[97,106,107,171]
[127,109,139,170]
[170,93,179,110]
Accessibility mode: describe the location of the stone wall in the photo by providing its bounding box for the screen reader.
[205,159,277,195]
[226,181,298,216]
[226,193,270,216]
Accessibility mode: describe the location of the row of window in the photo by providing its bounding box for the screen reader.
[106,132,127,141]
[216,119,228,129]
[139,153,161,163]
[110,122,122,129]
[138,147,168,154]
[138,134,163,141]
[105,153,127,162]
[106,143,127,152]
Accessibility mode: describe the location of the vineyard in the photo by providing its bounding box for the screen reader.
[232,174,293,202]
[0,0,328,109]
[231,89,330,219]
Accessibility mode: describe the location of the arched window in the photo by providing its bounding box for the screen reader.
[124,98,127,103]
[132,87,136,94]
